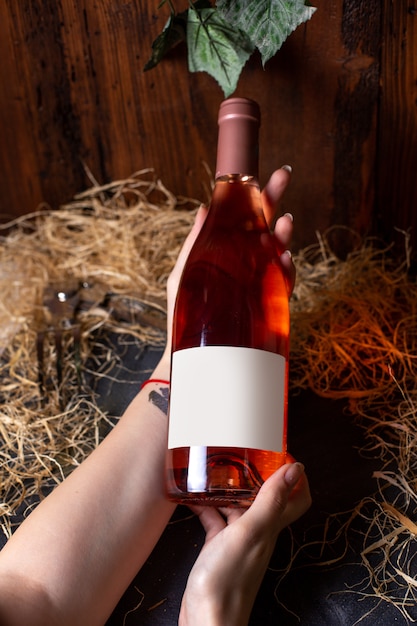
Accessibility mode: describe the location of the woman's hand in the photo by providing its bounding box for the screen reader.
[179,462,311,626]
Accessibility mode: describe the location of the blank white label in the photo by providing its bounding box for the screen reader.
[168,346,286,452]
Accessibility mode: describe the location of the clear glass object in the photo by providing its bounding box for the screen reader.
[166,98,290,507]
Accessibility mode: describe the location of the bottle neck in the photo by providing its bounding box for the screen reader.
[215,98,260,180]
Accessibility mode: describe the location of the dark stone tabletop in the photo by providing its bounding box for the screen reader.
[1,330,413,625]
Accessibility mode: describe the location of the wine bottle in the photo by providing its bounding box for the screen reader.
[166,97,290,507]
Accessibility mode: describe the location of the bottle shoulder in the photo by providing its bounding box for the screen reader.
[199,177,266,238]
[211,176,261,204]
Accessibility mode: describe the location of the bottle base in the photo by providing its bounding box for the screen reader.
[166,448,289,508]
[167,491,256,508]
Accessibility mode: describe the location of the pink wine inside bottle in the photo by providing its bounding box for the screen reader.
[166,98,290,507]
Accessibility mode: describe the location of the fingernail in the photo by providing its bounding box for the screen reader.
[281,164,292,173]
[282,249,292,259]
[283,212,294,222]
[284,462,304,486]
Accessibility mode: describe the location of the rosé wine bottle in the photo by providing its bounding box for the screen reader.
[166,97,290,507]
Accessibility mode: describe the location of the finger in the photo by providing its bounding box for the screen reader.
[217,507,245,525]
[189,505,227,541]
[166,204,208,323]
[274,212,294,251]
[170,204,208,280]
[280,249,296,295]
[273,212,295,293]
[261,166,292,229]
[242,462,310,537]
[278,474,311,534]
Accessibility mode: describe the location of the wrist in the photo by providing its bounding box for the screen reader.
[179,582,250,626]
[179,600,223,626]
[180,600,248,626]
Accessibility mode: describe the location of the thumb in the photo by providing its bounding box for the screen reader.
[169,204,208,281]
[243,462,307,534]
[261,166,292,228]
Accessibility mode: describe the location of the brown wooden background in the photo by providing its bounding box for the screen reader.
[0,0,416,255]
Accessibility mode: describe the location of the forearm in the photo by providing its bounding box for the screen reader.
[0,355,174,625]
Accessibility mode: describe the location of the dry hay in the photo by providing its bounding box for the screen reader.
[0,170,197,538]
[288,227,417,622]
[1,176,417,619]
[334,376,417,623]
[290,227,417,399]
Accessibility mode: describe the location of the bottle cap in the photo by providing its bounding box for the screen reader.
[215,98,260,179]
[218,97,260,125]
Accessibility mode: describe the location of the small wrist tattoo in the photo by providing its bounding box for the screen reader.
[149,387,169,415]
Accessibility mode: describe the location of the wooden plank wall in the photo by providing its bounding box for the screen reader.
[0,1,415,255]
[377,1,417,257]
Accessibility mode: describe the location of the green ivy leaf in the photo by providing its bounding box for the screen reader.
[187,7,255,97]
[217,0,316,65]
[143,9,188,71]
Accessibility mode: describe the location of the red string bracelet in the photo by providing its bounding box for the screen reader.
[141,378,170,390]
